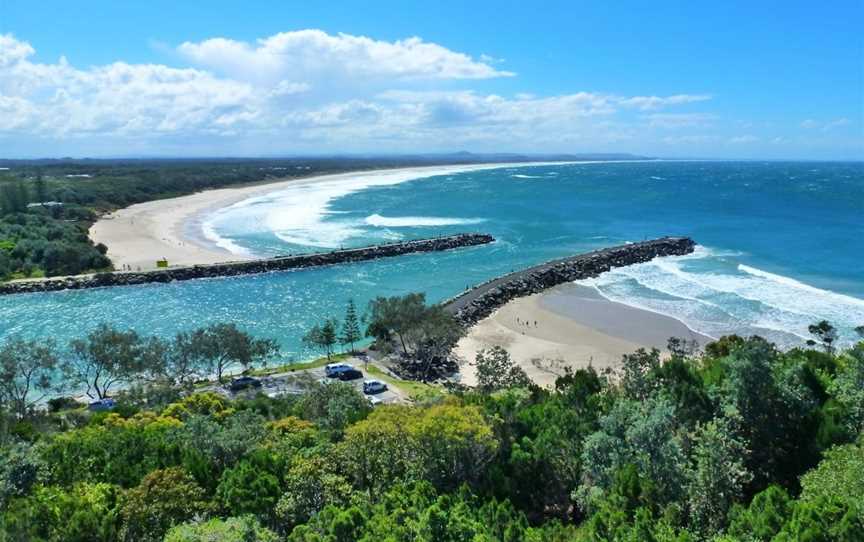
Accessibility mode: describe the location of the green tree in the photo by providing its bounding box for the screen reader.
[274,456,353,531]
[473,346,531,392]
[119,467,212,542]
[829,350,864,434]
[728,485,792,541]
[34,174,48,204]
[303,319,338,360]
[799,440,864,505]
[340,299,362,354]
[619,347,661,401]
[365,292,428,354]
[577,395,687,513]
[69,324,146,399]
[0,338,67,418]
[296,380,370,432]
[38,412,182,488]
[716,336,821,491]
[686,412,752,536]
[169,410,267,483]
[807,320,838,354]
[0,181,28,215]
[188,323,278,382]
[0,441,45,509]
[339,403,497,495]
[773,495,864,542]
[165,516,279,542]
[217,459,281,518]
[0,482,122,542]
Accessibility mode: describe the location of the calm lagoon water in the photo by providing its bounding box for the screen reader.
[2,161,862,358]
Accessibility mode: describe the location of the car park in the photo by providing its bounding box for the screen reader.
[228,376,262,392]
[337,368,363,381]
[325,362,354,377]
[363,379,388,394]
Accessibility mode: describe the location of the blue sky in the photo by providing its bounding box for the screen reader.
[1,1,861,159]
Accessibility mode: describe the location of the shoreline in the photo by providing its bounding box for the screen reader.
[454,283,713,388]
[89,161,598,271]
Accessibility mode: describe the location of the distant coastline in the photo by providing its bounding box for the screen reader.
[89,160,608,271]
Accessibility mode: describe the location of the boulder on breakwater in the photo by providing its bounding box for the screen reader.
[0,233,495,296]
[444,236,696,327]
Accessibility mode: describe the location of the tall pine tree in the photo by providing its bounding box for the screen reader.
[340,299,361,354]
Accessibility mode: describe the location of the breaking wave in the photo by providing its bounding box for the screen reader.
[364,214,485,227]
[576,246,864,348]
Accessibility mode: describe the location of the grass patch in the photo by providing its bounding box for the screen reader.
[364,365,443,399]
[247,353,350,377]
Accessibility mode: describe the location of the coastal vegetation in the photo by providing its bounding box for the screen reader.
[1,317,862,541]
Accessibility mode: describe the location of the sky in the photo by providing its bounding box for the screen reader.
[0,1,862,159]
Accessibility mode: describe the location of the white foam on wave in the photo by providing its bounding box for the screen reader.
[738,264,864,308]
[201,160,613,252]
[576,245,864,347]
[201,219,254,256]
[204,166,479,250]
[364,214,485,227]
[511,174,544,179]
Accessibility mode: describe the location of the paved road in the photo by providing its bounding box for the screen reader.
[210,357,405,405]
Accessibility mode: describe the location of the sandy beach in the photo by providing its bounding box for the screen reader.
[454,283,713,387]
[89,162,576,271]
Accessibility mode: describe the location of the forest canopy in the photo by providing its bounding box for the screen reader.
[1,327,862,541]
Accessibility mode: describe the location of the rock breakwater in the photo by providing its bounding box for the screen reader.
[0,233,495,296]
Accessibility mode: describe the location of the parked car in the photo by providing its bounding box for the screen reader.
[88,398,116,412]
[337,368,363,381]
[363,379,388,395]
[229,376,262,392]
[368,396,384,406]
[325,362,354,377]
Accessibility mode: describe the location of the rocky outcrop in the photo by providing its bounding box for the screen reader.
[0,234,495,296]
[444,237,696,327]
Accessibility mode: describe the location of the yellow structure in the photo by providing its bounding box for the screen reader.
[156,259,169,268]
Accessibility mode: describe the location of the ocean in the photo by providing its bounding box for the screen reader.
[2,161,862,358]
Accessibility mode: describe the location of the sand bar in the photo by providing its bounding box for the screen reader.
[89,162,581,271]
[455,283,713,387]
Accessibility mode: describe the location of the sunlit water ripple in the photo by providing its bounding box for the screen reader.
[2,161,862,359]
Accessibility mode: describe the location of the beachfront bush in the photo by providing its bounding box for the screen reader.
[295,380,371,433]
[119,467,212,542]
[473,346,531,393]
[165,516,279,542]
[0,482,122,542]
[274,456,354,532]
[1,328,861,541]
[38,412,182,488]
[338,403,497,494]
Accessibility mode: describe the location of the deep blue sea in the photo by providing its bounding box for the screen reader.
[2,161,862,359]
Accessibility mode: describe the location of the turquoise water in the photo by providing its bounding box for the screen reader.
[2,161,862,358]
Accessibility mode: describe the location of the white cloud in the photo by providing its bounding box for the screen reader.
[0,32,727,155]
[0,34,34,67]
[801,117,851,131]
[619,94,711,110]
[177,30,514,83]
[727,135,760,144]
